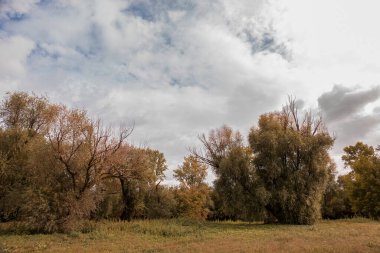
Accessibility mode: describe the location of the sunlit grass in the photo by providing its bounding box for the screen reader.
[1,218,379,252]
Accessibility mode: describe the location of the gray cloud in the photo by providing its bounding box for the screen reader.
[333,114,380,148]
[318,85,380,166]
[318,85,380,122]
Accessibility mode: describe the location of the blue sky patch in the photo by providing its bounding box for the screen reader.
[124,2,155,22]
[6,12,27,21]
[123,0,195,22]
[29,43,60,60]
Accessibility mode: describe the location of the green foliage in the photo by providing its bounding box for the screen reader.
[128,219,204,237]
[249,99,334,224]
[321,166,354,219]
[341,142,380,219]
[196,99,334,224]
[143,185,177,219]
[195,126,267,221]
[0,128,31,221]
[213,143,267,220]
[94,178,124,219]
[0,92,55,223]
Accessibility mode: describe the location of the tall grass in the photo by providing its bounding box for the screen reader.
[0,218,379,252]
[93,219,206,237]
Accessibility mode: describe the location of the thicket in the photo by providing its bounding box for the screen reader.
[322,142,380,219]
[0,92,378,233]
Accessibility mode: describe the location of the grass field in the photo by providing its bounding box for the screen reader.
[1,218,379,253]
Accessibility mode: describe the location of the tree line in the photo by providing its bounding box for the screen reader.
[0,92,379,233]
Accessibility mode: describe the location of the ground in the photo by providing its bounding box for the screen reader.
[1,218,379,252]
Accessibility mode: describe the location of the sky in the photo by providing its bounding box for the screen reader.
[1,0,380,184]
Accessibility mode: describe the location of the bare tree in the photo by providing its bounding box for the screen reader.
[46,107,132,195]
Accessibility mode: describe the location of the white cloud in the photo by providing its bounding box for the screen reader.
[0,0,39,18]
[0,35,35,91]
[271,0,380,101]
[1,0,380,181]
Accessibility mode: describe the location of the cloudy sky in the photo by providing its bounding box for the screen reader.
[1,0,380,183]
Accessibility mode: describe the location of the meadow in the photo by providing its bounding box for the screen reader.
[0,218,379,253]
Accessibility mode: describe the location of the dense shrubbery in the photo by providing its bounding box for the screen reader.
[195,99,335,224]
[322,142,380,219]
[249,102,335,224]
[0,92,379,233]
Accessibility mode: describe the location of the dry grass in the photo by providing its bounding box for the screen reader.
[1,218,379,253]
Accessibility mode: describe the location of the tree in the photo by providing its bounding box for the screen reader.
[36,106,131,231]
[143,185,176,219]
[0,92,132,232]
[193,126,267,221]
[321,172,354,219]
[93,148,174,220]
[142,150,175,219]
[248,98,334,224]
[341,142,380,219]
[174,155,210,220]
[105,146,168,221]
[0,128,31,221]
[0,92,56,223]
[321,160,355,219]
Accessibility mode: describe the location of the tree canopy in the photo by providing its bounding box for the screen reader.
[341,142,380,219]
[1,91,379,232]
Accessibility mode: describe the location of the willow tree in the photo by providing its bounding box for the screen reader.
[0,92,55,222]
[249,98,334,224]
[193,126,267,220]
